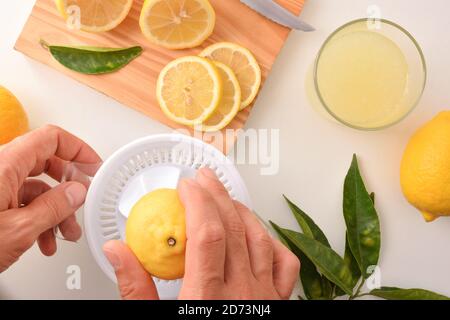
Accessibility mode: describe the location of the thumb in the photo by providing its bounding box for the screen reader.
[21,181,87,236]
[103,240,159,300]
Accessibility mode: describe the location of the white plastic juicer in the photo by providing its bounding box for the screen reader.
[84,134,252,299]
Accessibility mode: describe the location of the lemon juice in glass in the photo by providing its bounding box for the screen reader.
[313,19,426,130]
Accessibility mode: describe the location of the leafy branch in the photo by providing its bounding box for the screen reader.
[270,154,449,300]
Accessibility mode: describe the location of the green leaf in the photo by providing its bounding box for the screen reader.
[335,234,362,297]
[297,252,327,299]
[337,191,373,296]
[343,234,361,282]
[370,287,450,300]
[283,195,331,247]
[41,40,143,74]
[283,196,335,299]
[343,155,381,278]
[320,276,333,299]
[271,223,354,296]
[271,223,325,300]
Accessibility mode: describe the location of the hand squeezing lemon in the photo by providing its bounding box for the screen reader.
[126,189,186,280]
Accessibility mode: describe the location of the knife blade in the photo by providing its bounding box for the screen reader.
[240,0,315,32]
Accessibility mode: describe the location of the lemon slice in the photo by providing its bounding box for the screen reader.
[156,56,222,126]
[55,0,133,32]
[200,42,261,109]
[140,0,216,50]
[197,62,241,132]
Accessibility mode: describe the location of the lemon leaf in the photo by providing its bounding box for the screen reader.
[270,223,354,296]
[42,42,143,75]
[270,221,327,300]
[343,154,381,279]
[281,196,336,299]
[283,195,331,247]
[370,287,450,300]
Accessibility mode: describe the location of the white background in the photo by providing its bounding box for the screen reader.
[1,0,450,299]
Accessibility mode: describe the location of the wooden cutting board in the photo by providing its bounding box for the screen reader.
[15,0,304,154]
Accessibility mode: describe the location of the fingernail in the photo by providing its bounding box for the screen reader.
[103,249,121,271]
[64,226,82,242]
[200,168,217,179]
[65,183,87,208]
[53,226,79,242]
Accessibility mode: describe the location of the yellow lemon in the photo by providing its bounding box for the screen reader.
[400,111,450,222]
[140,0,216,50]
[200,42,261,109]
[0,86,29,145]
[157,56,222,126]
[126,189,186,279]
[55,0,133,32]
[198,62,241,132]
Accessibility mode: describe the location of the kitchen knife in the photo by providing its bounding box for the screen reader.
[240,0,315,32]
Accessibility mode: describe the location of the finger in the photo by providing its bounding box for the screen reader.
[19,179,50,205]
[0,125,101,188]
[19,181,87,236]
[29,156,67,182]
[19,179,82,243]
[233,201,273,282]
[18,179,51,206]
[196,168,251,278]
[29,156,99,186]
[70,162,102,179]
[37,229,57,256]
[62,162,95,188]
[178,179,226,287]
[272,238,301,299]
[18,179,57,256]
[103,240,159,300]
[58,214,82,242]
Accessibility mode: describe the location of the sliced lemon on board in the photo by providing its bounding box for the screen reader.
[55,0,133,32]
[200,42,261,109]
[156,56,222,126]
[197,62,241,132]
[140,0,216,50]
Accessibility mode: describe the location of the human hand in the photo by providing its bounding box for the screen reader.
[103,168,300,300]
[0,125,101,272]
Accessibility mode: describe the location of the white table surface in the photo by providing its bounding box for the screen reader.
[1,0,450,300]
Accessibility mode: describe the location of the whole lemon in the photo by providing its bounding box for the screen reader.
[0,86,29,145]
[400,111,450,222]
[126,189,186,280]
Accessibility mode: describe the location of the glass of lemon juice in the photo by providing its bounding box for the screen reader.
[314,19,426,130]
